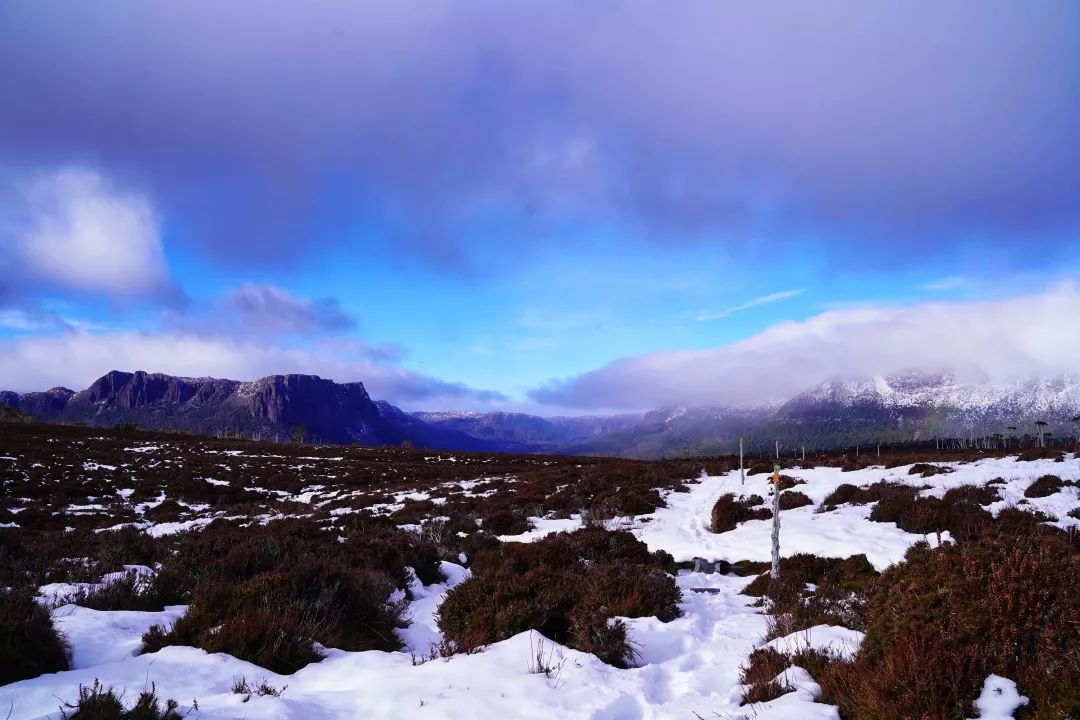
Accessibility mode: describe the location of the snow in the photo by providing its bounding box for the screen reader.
[496,514,584,542]
[968,675,1029,719]
[400,562,470,655]
[635,455,1079,570]
[636,466,948,570]
[52,604,188,669]
[37,565,156,607]
[1,455,1075,719]
[763,625,864,661]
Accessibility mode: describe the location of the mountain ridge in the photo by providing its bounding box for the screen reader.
[4,370,1080,458]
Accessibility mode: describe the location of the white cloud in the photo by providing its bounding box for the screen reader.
[533,281,1080,410]
[695,289,805,321]
[919,276,969,292]
[5,168,170,296]
[0,330,504,407]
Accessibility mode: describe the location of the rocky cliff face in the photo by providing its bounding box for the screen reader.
[0,370,493,450]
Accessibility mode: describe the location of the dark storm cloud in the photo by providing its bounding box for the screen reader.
[1,1,1078,269]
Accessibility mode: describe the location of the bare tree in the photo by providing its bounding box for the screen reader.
[1035,420,1049,448]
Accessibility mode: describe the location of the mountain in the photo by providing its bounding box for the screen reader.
[423,372,1080,457]
[0,370,500,451]
[413,411,642,446]
[5,370,1080,457]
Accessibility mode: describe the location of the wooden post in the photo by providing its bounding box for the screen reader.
[801,445,805,463]
[770,464,781,580]
[739,437,745,486]
[775,440,779,460]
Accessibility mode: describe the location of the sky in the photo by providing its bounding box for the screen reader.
[1,1,1079,414]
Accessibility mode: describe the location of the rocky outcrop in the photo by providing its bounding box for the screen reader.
[0,370,492,450]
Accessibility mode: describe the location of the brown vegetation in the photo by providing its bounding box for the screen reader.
[437,528,680,667]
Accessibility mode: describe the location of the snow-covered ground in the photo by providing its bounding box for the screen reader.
[2,455,1077,719]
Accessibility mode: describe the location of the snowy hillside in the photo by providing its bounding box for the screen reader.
[2,439,1077,719]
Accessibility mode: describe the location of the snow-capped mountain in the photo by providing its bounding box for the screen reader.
[4,370,1080,458]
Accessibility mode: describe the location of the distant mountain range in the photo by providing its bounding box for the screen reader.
[3,369,1080,458]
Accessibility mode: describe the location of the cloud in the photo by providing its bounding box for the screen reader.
[531,282,1080,410]
[695,289,805,321]
[0,330,506,408]
[1,168,175,298]
[163,283,358,338]
[1,2,1077,269]
[919,276,970,292]
[0,307,100,333]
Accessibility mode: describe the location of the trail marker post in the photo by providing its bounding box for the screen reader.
[739,437,745,485]
[770,464,781,580]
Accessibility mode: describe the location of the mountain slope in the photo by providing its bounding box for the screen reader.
[0,370,498,450]
[5,370,1080,457]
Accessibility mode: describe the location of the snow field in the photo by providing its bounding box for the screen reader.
[2,454,1077,719]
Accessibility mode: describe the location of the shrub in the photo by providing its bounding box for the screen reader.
[231,675,286,700]
[908,463,953,478]
[743,554,878,638]
[1016,448,1064,462]
[776,475,806,491]
[869,485,993,540]
[778,491,813,511]
[819,531,1080,720]
[0,586,69,684]
[710,494,771,533]
[822,481,909,510]
[740,647,793,704]
[437,528,680,667]
[481,509,532,536]
[64,569,177,612]
[1024,474,1063,498]
[60,680,184,719]
[144,559,406,673]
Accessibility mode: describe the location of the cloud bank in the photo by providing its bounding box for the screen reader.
[532,283,1080,410]
[1,1,1077,269]
[0,331,505,408]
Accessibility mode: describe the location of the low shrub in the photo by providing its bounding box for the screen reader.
[740,647,793,704]
[776,475,806,491]
[710,494,771,533]
[778,490,813,511]
[481,509,532,536]
[819,531,1080,720]
[144,559,406,673]
[821,481,908,511]
[231,675,286,700]
[907,462,953,478]
[65,569,178,612]
[1024,474,1063,498]
[869,485,993,540]
[437,528,680,667]
[1016,448,1064,462]
[0,586,70,684]
[743,554,878,638]
[60,680,185,719]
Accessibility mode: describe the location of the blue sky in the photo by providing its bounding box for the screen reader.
[1,2,1079,412]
